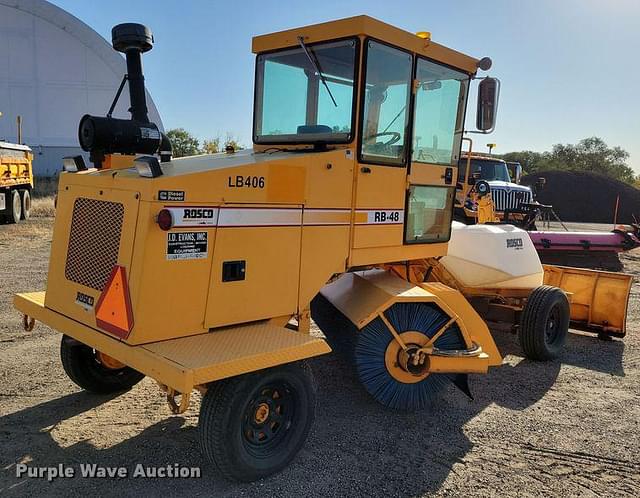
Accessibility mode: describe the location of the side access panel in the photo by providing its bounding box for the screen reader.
[204,206,302,328]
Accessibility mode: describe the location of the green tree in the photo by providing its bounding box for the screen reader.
[549,137,634,183]
[502,137,635,184]
[202,137,220,154]
[166,128,200,158]
[501,150,546,175]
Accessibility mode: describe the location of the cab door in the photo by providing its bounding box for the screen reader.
[353,40,413,252]
[406,57,470,244]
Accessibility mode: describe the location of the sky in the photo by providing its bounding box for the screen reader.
[52,0,640,171]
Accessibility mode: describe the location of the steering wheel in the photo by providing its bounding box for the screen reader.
[363,131,401,146]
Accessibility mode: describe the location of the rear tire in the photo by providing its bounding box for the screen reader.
[199,361,316,482]
[19,189,31,220]
[519,286,569,360]
[6,190,21,224]
[60,335,144,393]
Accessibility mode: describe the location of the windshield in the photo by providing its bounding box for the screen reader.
[458,158,511,183]
[254,39,357,144]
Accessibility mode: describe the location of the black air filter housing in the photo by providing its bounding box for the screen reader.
[112,23,153,53]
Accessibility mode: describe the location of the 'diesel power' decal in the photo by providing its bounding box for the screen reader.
[158,190,185,202]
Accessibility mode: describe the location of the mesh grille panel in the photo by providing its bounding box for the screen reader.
[65,198,124,291]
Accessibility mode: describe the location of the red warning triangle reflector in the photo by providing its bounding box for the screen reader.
[95,265,134,339]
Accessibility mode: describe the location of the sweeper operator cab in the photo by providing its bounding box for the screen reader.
[16,16,620,482]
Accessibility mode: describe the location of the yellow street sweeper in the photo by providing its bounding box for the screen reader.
[13,16,630,482]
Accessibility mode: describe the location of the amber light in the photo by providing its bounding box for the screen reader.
[157,209,173,231]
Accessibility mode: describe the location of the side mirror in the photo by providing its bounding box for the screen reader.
[469,171,481,185]
[476,77,500,132]
[536,177,546,191]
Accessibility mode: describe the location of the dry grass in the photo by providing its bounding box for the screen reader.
[30,196,56,218]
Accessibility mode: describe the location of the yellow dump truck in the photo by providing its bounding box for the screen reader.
[0,141,33,223]
[13,16,631,482]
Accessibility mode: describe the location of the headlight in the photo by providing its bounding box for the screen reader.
[134,156,163,178]
[62,156,87,172]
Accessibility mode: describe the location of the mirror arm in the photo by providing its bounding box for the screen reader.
[465,128,495,135]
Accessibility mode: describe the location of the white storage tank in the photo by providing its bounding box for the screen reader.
[440,222,544,289]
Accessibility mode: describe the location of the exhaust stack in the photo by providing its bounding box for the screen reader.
[78,23,172,168]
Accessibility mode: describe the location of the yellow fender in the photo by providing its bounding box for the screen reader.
[320,270,502,373]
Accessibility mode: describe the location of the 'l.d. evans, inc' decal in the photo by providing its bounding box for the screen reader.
[167,232,208,260]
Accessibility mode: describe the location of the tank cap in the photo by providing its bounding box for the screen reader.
[112,23,153,53]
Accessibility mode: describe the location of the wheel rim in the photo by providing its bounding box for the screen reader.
[545,305,561,344]
[242,383,294,453]
[95,350,126,370]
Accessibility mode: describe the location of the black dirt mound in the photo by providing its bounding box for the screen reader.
[521,170,640,224]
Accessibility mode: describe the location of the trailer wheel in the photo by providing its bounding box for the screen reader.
[60,335,144,393]
[199,361,316,482]
[519,286,569,361]
[6,190,22,224]
[19,189,31,220]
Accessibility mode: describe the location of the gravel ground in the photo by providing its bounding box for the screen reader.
[1,217,639,497]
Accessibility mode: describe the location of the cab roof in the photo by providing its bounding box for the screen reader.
[252,15,480,74]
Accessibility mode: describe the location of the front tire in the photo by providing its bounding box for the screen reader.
[519,286,569,360]
[199,361,316,482]
[60,335,144,393]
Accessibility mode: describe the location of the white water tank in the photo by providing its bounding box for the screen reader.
[440,222,543,289]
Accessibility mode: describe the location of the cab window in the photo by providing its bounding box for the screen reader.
[254,39,357,144]
[412,59,469,165]
[360,40,413,165]
[405,186,454,243]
